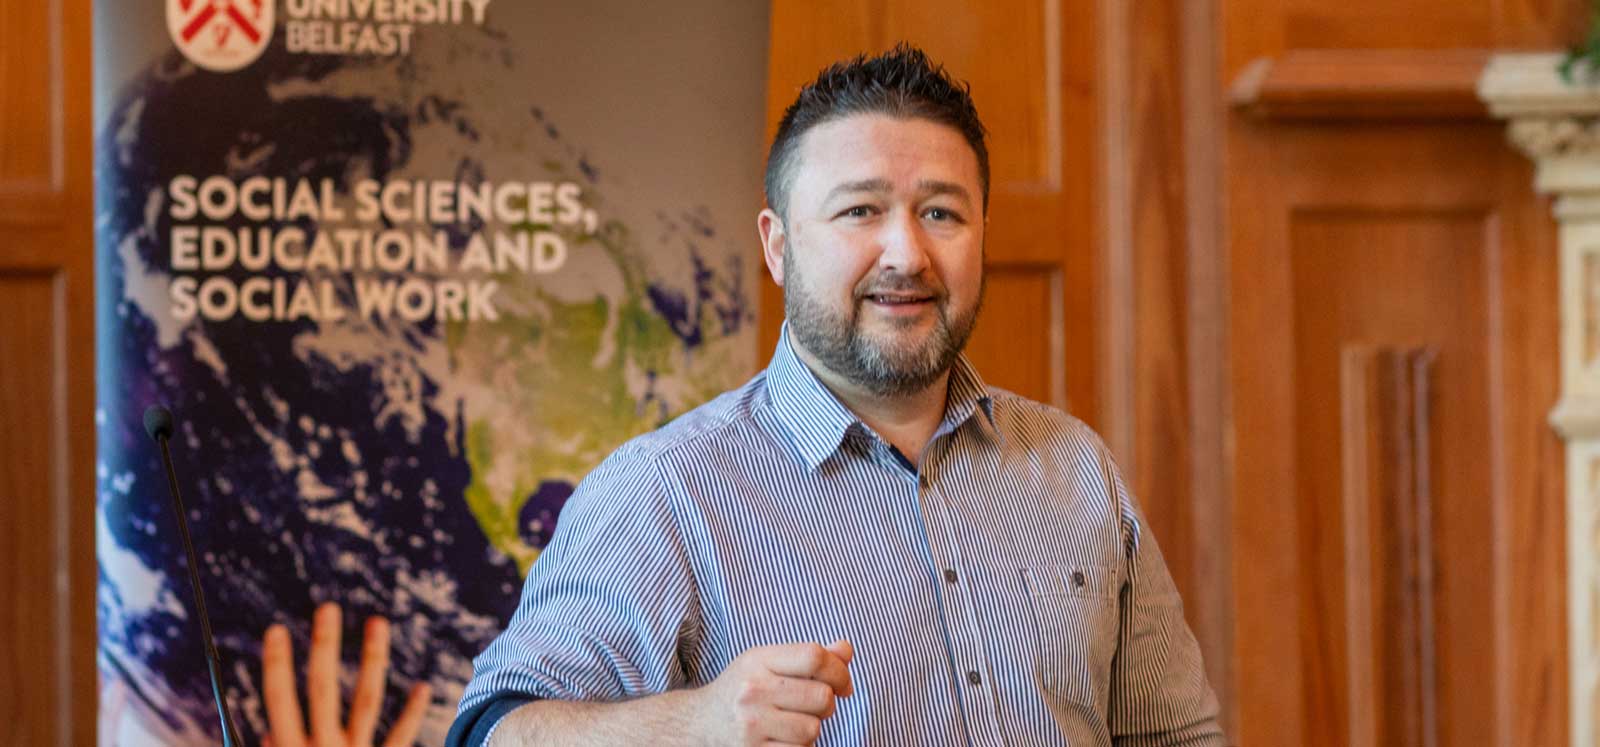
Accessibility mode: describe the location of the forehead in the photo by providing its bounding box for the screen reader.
[790,114,980,195]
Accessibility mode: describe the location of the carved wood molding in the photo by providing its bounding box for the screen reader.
[1230,49,1491,122]
[1341,346,1439,747]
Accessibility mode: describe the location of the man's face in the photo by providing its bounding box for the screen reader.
[760,113,985,397]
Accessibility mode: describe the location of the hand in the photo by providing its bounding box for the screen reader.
[258,602,433,747]
[692,639,854,747]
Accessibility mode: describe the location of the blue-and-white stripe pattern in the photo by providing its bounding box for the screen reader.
[456,330,1226,745]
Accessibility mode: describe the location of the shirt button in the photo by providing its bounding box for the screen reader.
[918,474,930,489]
[944,568,958,584]
[1071,571,1086,588]
[966,670,982,686]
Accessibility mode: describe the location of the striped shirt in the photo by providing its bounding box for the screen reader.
[448,330,1226,746]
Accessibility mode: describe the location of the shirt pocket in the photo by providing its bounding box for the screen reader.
[1021,563,1121,709]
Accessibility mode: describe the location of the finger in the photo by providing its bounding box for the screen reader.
[823,639,853,696]
[306,602,344,747]
[763,644,850,698]
[261,624,308,747]
[767,676,835,718]
[380,682,433,747]
[824,639,853,664]
[346,616,391,746]
[756,709,823,745]
[763,643,840,682]
[810,655,851,700]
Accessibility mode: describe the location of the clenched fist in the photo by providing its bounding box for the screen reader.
[690,639,855,747]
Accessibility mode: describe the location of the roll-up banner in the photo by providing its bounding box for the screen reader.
[93,3,768,743]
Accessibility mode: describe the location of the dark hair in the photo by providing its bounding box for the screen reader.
[764,43,990,220]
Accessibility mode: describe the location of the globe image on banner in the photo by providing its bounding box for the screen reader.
[94,22,756,746]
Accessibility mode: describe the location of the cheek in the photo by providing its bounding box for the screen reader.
[934,246,984,301]
[805,237,877,294]
[794,249,865,301]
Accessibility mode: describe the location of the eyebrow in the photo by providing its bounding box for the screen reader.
[824,179,893,202]
[917,180,973,203]
[822,178,973,204]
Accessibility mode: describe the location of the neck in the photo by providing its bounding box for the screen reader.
[790,340,951,464]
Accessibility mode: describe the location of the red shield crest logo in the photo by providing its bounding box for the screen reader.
[166,0,274,72]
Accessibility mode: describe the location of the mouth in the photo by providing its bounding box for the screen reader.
[860,291,940,322]
[864,292,935,306]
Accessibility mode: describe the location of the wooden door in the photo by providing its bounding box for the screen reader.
[1221,1,1580,743]
[0,0,95,744]
[763,0,1102,422]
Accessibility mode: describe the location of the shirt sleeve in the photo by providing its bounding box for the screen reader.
[448,442,702,741]
[1102,451,1229,746]
[443,694,532,747]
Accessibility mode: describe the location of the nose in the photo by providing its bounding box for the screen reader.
[876,210,930,277]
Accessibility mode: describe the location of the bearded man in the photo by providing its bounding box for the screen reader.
[448,44,1226,747]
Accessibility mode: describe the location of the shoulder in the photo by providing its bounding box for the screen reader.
[983,388,1151,554]
[984,386,1116,465]
[585,371,770,482]
[985,387,1163,547]
[555,375,768,535]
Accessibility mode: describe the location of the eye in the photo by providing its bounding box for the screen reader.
[923,206,964,223]
[836,205,878,219]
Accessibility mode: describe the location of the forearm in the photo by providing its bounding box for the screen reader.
[487,689,704,747]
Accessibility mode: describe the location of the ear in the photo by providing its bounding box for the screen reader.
[757,208,787,287]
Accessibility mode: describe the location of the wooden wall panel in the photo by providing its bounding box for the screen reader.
[1227,106,1565,747]
[0,0,93,745]
[1228,0,1584,70]
[881,0,1059,189]
[1494,144,1567,747]
[1281,2,1496,49]
[1102,0,1237,722]
[0,0,59,190]
[1290,212,1492,747]
[962,265,1063,406]
[1220,1,1580,744]
[0,274,68,747]
[1223,4,1586,94]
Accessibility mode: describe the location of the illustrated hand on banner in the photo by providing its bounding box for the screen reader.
[258,603,432,747]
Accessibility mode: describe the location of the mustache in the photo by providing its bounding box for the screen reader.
[854,274,944,299]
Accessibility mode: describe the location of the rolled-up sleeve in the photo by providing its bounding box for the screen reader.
[447,444,701,745]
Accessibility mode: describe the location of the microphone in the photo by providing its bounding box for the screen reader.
[143,404,243,747]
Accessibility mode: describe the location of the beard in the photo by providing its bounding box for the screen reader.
[783,247,981,397]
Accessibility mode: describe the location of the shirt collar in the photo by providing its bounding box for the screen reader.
[765,322,1000,473]
[942,351,1000,444]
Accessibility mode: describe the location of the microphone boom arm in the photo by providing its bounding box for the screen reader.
[147,405,243,747]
